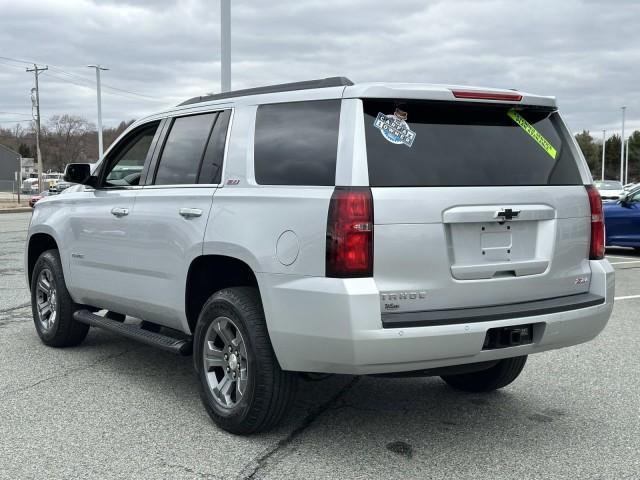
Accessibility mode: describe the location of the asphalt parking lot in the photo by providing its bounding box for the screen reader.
[1,211,639,480]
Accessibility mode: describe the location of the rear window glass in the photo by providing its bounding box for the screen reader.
[254,100,340,186]
[364,99,582,187]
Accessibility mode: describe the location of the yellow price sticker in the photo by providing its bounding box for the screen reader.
[508,109,557,159]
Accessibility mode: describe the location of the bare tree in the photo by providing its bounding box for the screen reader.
[44,115,95,170]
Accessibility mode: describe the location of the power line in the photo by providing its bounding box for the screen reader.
[0,55,37,65]
[0,55,163,101]
[42,70,167,102]
[42,71,94,89]
[0,59,27,70]
[0,112,32,117]
[48,65,159,100]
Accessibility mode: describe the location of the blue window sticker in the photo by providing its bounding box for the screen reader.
[373,108,416,147]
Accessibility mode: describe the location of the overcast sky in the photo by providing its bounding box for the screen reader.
[1,0,638,139]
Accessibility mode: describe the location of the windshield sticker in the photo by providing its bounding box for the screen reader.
[374,108,416,147]
[507,109,557,159]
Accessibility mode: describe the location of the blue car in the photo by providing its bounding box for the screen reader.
[604,188,640,250]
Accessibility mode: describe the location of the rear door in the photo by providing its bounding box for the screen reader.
[362,98,592,314]
[125,109,231,329]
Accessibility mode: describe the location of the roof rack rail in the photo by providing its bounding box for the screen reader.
[178,76,354,106]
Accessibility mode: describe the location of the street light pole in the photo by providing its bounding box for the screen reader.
[221,0,231,92]
[88,65,109,160]
[625,138,630,185]
[620,106,626,183]
[601,129,606,181]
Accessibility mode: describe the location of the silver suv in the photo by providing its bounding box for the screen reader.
[25,77,614,433]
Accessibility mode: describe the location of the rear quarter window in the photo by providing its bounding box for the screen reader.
[364,99,583,187]
[254,100,341,186]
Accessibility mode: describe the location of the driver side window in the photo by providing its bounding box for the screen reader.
[102,122,160,187]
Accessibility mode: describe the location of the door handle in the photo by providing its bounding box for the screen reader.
[110,207,129,217]
[179,208,203,218]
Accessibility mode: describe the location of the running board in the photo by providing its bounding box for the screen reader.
[73,309,192,356]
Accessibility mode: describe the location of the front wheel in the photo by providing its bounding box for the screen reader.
[31,249,89,347]
[194,287,297,434]
[441,356,527,392]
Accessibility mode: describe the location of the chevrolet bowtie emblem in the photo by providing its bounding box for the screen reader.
[495,208,521,221]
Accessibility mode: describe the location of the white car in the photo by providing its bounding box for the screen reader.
[26,78,614,434]
[595,180,625,200]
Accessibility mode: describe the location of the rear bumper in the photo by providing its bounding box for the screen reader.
[259,260,614,375]
[381,292,604,328]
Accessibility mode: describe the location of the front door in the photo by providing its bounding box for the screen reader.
[66,121,163,311]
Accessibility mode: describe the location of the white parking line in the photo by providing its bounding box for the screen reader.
[614,294,640,301]
[609,260,640,265]
[606,255,640,261]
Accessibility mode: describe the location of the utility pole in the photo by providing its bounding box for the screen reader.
[26,64,48,192]
[87,65,109,160]
[601,129,606,181]
[16,156,21,205]
[620,106,626,183]
[221,0,231,92]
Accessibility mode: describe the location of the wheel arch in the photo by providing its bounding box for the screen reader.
[27,232,59,288]
[185,254,261,334]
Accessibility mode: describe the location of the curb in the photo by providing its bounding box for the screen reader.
[0,207,32,214]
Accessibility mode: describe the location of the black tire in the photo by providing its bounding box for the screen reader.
[441,356,527,392]
[194,287,297,434]
[31,249,89,347]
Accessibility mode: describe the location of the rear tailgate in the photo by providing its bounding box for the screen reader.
[362,98,592,315]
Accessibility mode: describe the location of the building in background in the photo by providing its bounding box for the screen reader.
[21,157,37,179]
[0,143,22,193]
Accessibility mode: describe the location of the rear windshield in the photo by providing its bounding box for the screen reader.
[364,99,583,187]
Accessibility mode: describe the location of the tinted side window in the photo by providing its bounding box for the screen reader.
[154,113,216,185]
[103,122,159,187]
[254,100,341,186]
[198,110,230,184]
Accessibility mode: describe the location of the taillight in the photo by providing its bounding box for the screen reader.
[586,185,605,260]
[326,187,373,277]
[451,90,523,102]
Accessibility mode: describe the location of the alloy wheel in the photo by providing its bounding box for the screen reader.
[35,268,58,331]
[203,316,249,409]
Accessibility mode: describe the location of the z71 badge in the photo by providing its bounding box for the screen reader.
[373,108,416,147]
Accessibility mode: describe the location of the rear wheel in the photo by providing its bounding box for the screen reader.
[31,250,89,347]
[441,356,527,392]
[194,287,297,434]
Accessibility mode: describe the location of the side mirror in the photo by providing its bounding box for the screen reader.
[63,163,97,187]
